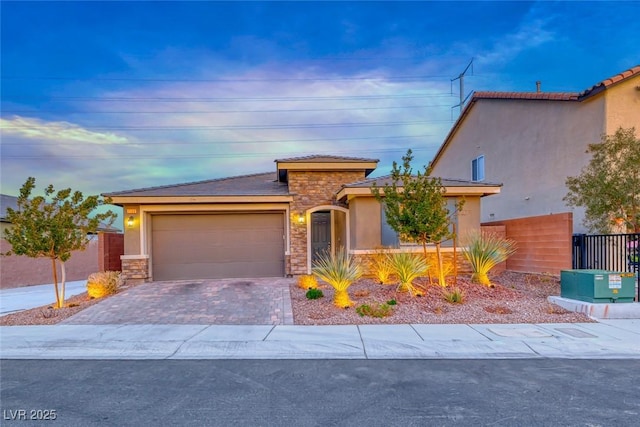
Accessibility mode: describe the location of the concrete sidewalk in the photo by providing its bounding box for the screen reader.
[2,320,639,360]
[0,280,87,315]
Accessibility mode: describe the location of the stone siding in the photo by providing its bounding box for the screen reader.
[288,170,366,275]
[121,256,150,285]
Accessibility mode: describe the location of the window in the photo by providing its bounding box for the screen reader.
[471,155,485,182]
[379,199,460,248]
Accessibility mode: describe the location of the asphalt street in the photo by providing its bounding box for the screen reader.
[2,359,639,426]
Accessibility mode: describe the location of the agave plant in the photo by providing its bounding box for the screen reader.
[312,247,362,308]
[387,252,428,297]
[462,231,517,286]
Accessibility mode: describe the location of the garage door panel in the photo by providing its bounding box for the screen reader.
[152,213,285,280]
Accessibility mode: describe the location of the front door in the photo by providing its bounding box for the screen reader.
[311,211,331,263]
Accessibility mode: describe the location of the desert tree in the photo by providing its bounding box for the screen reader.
[372,149,464,286]
[564,127,640,233]
[3,177,117,308]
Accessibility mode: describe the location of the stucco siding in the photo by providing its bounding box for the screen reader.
[457,196,481,237]
[349,197,382,250]
[123,204,141,255]
[431,98,606,233]
[603,76,640,133]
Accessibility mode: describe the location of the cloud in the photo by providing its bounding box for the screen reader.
[475,18,555,67]
[0,116,128,145]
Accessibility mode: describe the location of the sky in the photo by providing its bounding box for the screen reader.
[2,1,639,218]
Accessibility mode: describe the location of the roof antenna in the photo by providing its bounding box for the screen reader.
[451,58,474,120]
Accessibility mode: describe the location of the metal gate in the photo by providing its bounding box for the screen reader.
[572,233,639,301]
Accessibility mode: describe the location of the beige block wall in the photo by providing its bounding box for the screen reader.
[483,212,573,274]
[1,238,99,289]
[288,170,366,274]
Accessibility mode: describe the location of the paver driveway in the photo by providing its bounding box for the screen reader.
[62,278,295,325]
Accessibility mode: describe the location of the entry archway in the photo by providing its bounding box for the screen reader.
[305,205,349,273]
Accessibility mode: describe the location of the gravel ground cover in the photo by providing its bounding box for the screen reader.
[291,271,594,325]
[1,271,593,325]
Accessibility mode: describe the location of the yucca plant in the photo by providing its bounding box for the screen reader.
[312,248,362,308]
[462,231,517,287]
[442,287,465,304]
[371,246,395,284]
[388,252,428,297]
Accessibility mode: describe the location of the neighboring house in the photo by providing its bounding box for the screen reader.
[429,65,640,234]
[0,194,19,235]
[0,194,120,288]
[106,155,501,283]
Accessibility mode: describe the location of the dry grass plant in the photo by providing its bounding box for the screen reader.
[86,271,121,299]
[370,246,396,285]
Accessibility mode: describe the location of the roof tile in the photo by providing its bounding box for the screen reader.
[275,154,379,163]
[105,172,288,197]
[342,175,501,188]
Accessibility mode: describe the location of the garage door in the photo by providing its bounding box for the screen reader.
[152,213,285,281]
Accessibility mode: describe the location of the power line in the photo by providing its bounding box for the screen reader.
[1,75,451,83]
[2,93,453,103]
[4,146,436,160]
[3,119,449,131]
[0,133,433,146]
[1,104,450,114]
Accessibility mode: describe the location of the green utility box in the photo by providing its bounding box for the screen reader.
[560,269,635,303]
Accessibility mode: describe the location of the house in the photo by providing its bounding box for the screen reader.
[429,65,640,234]
[105,155,501,283]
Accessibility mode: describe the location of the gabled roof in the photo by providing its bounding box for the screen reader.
[275,154,379,182]
[275,154,379,163]
[336,175,502,200]
[342,175,502,188]
[431,65,640,168]
[579,65,640,99]
[105,172,288,199]
[472,91,578,101]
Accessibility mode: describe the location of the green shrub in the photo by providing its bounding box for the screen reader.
[86,271,121,299]
[442,287,465,304]
[388,252,428,296]
[305,288,324,300]
[355,303,394,318]
[386,299,397,306]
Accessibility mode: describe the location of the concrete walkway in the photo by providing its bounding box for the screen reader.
[0,280,87,315]
[1,320,639,360]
